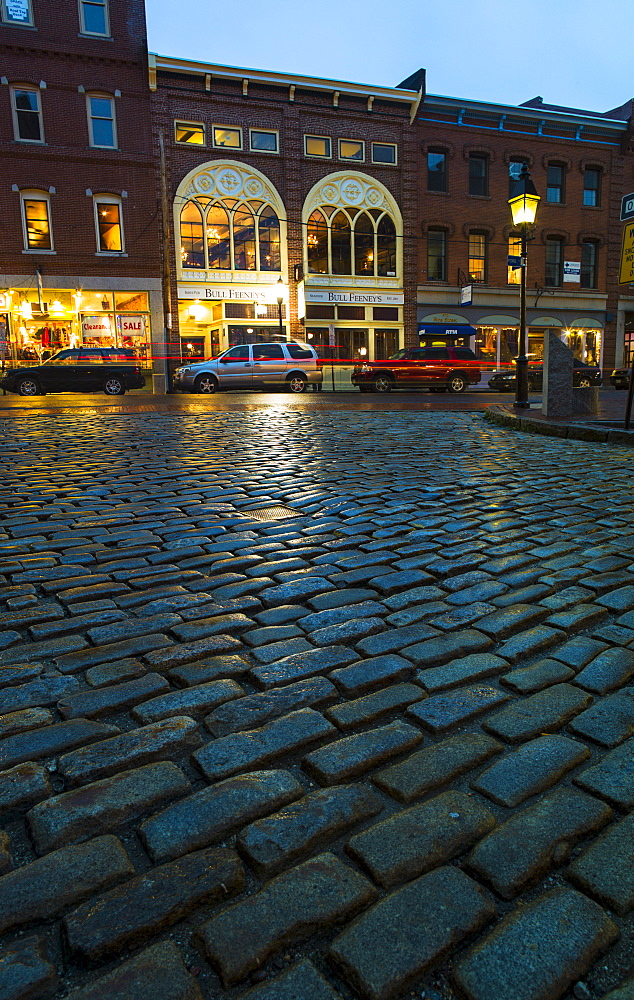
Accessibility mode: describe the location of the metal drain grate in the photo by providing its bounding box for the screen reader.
[240,504,300,521]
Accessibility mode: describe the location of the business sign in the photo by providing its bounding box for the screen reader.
[82,316,113,339]
[563,261,581,283]
[304,290,403,305]
[328,324,335,347]
[459,285,472,306]
[178,284,280,303]
[619,223,634,284]
[117,315,145,337]
[621,193,634,223]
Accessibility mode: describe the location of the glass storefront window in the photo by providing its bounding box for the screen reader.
[115,292,149,311]
[375,329,398,359]
[79,291,113,312]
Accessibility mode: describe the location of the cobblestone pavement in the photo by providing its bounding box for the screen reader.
[1,408,634,1000]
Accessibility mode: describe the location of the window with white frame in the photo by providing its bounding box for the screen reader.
[11,86,43,142]
[2,0,33,25]
[371,142,397,164]
[87,93,116,148]
[175,121,205,145]
[307,207,397,277]
[94,195,123,253]
[79,0,109,35]
[250,129,278,153]
[305,135,331,158]
[339,139,364,161]
[20,190,52,250]
[213,126,242,149]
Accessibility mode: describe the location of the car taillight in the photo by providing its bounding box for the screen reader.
[316,359,323,369]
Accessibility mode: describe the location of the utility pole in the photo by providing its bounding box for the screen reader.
[158,131,173,393]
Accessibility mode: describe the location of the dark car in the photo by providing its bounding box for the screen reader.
[0,348,145,396]
[489,358,602,392]
[611,367,632,389]
[351,345,481,393]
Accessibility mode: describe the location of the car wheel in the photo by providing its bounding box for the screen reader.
[194,374,218,394]
[287,374,307,393]
[578,377,592,388]
[447,374,467,393]
[103,378,126,396]
[372,375,393,393]
[16,377,42,396]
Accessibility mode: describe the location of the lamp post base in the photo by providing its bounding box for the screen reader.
[513,401,531,410]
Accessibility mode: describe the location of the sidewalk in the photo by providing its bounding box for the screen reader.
[485,391,634,444]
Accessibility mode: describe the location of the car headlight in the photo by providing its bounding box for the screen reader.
[179,367,192,375]
[360,364,371,373]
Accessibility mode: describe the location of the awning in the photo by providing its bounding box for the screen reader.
[418,323,478,337]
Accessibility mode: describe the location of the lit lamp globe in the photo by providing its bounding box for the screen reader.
[508,166,541,226]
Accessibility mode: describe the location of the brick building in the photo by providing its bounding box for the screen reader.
[0,0,162,384]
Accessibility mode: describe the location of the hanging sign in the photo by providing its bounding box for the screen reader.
[117,315,145,336]
[563,261,581,283]
[459,285,473,305]
[620,223,634,284]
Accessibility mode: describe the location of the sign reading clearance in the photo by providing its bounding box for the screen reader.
[305,290,404,305]
[178,285,278,303]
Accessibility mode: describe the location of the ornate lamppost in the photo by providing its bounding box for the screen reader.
[508,165,541,409]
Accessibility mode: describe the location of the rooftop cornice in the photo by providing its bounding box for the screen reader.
[423,93,627,131]
[150,53,419,104]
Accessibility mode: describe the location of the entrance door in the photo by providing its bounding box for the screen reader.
[216,344,253,388]
[252,342,287,386]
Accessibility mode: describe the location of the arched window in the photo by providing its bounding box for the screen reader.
[233,205,256,271]
[259,206,280,271]
[180,201,204,269]
[377,215,396,276]
[307,210,328,274]
[331,211,352,275]
[354,212,374,275]
[206,204,230,270]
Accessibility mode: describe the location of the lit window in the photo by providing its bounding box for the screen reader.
[468,232,487,282]
[307,208,397,277]
[213,126,242,149]
[2,0,33,25]
[179,198,281,272]
[372,142,397,164]
[469,154,488,196]
[87,94,116,148]
[79,0,109,35]
[175,121,205,145]
[547,163,565,203]
[428,151,447,192]
[583,168,601,207]
[427,229,447,280]
[339,139,364,161]
[12,87,43,142]
[581,240,598,288]
[94,196,123,253]
[305,135,331,157]
[508,236,522,285]
[545,236,564,286]
[250,129,278,153]
[20,191,52,250]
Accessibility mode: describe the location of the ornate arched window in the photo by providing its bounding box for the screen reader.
[176,162,286,275]
[303,172,402,280]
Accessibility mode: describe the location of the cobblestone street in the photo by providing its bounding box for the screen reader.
[1,407,634,1000]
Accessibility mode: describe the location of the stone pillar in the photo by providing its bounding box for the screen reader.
[542,330,573,418]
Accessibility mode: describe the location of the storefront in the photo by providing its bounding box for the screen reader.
[1,288,154,372]
[177,283,288,361]
[299,285,404,362]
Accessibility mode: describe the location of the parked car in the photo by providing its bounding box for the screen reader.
[0,348,145,396]
[611,367,632,389]
[489,358,602,392]
[173,341,323,393]
[351,345,481,393]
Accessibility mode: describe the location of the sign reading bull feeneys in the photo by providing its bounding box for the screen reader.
[178,285,281,302]
[304,291,404,305]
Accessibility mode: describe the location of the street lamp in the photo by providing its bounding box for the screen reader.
[276,276,285,341]
[508,165,541,409]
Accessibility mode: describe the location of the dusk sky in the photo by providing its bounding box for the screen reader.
[147,0,629,115]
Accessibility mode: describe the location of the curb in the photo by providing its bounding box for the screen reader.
[484,405,634,446]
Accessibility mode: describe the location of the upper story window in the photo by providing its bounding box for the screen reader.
[547,163,565,203]
[94,195,123,253]
[545,236,564,285]
[583,168,601,207]
[11,87,43,142]
[508,159,527,195]
[2,0,34,26]
[508,236,522,285]
[250,129,278,153]
[339,139,364,161]
[20,190,52,250]
[79,0,109,35]
[305,135,331,158]
[87,94,116,148]
[180,198,280,272]
[307,208,396,277]
[175,121,205,145]
[372,142,397,165]
[468,154,488,196]
[427,151,447,192]
[468,231,487,282]
[580,240,598,288]
[213,126,242,149]
[427,228,447,280]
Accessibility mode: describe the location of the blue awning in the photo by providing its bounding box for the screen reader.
[418,323,478,337]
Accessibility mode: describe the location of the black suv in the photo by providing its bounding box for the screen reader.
[0,348,145,396]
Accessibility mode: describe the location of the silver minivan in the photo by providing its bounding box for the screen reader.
[173,342,323,394]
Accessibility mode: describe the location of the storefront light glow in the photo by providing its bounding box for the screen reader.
[20,299,33,320]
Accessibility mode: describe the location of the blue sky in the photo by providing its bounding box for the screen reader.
[147,0,630,115]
